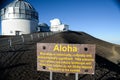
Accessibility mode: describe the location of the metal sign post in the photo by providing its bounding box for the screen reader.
[75,73,78,80]
[50,71,53,80]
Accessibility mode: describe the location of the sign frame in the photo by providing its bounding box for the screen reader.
[37,43,95,74]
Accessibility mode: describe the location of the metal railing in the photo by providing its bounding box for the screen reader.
[0,32,58,51]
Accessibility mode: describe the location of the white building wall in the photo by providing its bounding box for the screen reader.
[50,24,69,32]
[2,19,38,35]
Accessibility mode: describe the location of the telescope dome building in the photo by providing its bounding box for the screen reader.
[50,18,69,32]
[1,0,39,35]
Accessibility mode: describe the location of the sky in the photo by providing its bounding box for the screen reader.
[0,0,120,44]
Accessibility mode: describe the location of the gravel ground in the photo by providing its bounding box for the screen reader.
[0,31,120,80]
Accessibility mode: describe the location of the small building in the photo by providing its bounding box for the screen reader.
[0,0,39,35]
[38,23,50,32]
[50,18,69,32]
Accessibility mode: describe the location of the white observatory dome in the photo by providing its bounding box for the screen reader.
[50,18,69,32]
[50,18,61,26]
[1,0,39,35]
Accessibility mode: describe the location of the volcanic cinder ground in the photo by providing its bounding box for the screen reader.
[0,31,120,80]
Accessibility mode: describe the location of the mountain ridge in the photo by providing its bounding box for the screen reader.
[40,31,120,64]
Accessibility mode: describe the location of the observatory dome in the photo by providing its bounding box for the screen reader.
[38,23,50,32]
[39,23,49,27]
[1,0,39,35]
[1,0,38,21]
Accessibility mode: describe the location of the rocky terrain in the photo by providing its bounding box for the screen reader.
[0,31,120,80]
